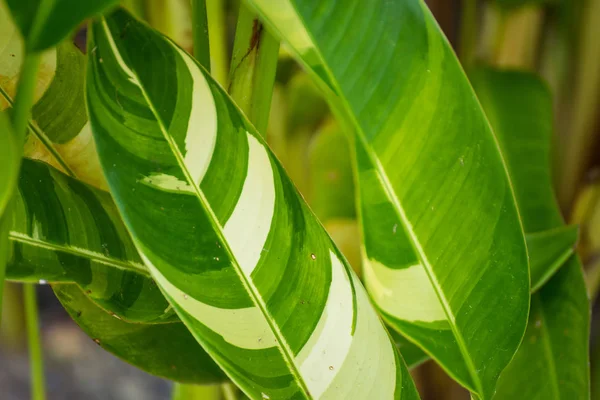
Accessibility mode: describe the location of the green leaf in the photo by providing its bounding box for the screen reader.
[3,0,118,52]
[470,67,589,399]
[494,256,590,399]
[389,329,429,370]
[54,283,226,384]
[470,67,578,286]
[86,9,419,399]
[245,1,530,398]
[526,226,578,292]
[0,12,108,190]
[6,158,175,324]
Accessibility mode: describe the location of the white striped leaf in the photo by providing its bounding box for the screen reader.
[7,159,225,382]
[244,1,531,398]
[55,283,226,383]
[7,158,174,324]
[86,9,419,400]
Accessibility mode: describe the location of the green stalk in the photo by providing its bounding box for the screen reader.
[0,207,12,324]
[558,0,600,212]
[121,0,145,16]
[1,51,41,324]
[493,5,543,69]
[24,284,45,400]
[228,4,279,134]
[191,0,211,71]
[221,383,238,400]
[172,383,221,400]
[459,0,477,67]
[206,0,229,86]
[11,54,41,144]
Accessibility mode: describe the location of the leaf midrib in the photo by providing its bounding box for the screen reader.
[98,19,312,399]
[9,231,149,277]
[0,84,76,176]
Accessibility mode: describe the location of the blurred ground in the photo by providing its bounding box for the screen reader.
[0,284,172,400]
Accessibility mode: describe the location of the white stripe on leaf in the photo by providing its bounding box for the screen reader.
[321,273,397,399]
[295,251,354,399]
[144,253,278,350]
[223,133,276,276]
[172,46,218,186]
[364,258,446,323]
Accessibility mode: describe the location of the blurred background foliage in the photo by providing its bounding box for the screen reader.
[2,0,600,398]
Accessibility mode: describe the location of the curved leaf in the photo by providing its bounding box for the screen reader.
[0,12,108,190]
[3,0,118,52]
[245,1,530,398]
[470,67,589,399]
[7,158,175,324]
[495,256,589,399]
[526,226,578,292]
[54,283,226,384]
[86,9,419,399]
[470,67,579,287]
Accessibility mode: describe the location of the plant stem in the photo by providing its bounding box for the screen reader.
[2,52,41,325]
[24,284,45,400]
[11,53,41,144]
[206,0,229,86]
[171,383,221,400]
[221,382,238,400]
[228,4,279,134]
[558,0,600,212]
[191,0,211,72]
[0,206,11,324]
[493,5,543,69]
[459,0,477,67]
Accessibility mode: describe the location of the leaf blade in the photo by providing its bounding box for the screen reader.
[3,0,118,52]
[86,9,419,399]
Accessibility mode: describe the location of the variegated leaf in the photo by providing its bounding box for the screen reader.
[0,7,107,189]
[6,158,174,323]
[86,9,419,400]
[245,1,530,398]
[54,283,226,383]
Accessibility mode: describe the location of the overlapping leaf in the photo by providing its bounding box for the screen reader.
[0,10,108,190]
[0,7,226,382]
[6,158,174,323]
[470,67,589,399]
[5,158,227,382]
[54,283,225,383]
[3,0,118,52]
[86,9,419,399]
[245,1,530,398]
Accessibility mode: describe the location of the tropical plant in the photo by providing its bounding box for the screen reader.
[0,0,596,399]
